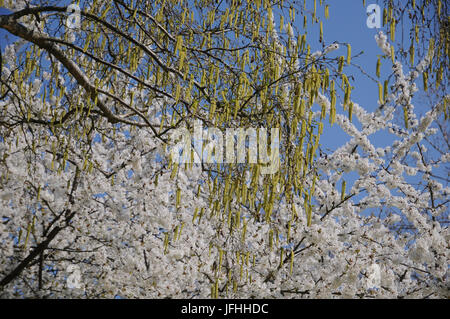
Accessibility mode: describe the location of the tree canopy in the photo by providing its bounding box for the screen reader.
[0,0,448,298]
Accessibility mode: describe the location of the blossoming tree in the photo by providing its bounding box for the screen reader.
[0,0,448,298]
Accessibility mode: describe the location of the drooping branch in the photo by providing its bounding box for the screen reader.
[0,13,132,126]
[0,168,80,288]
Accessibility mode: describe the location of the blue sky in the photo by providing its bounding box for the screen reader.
[298,0,399,150]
